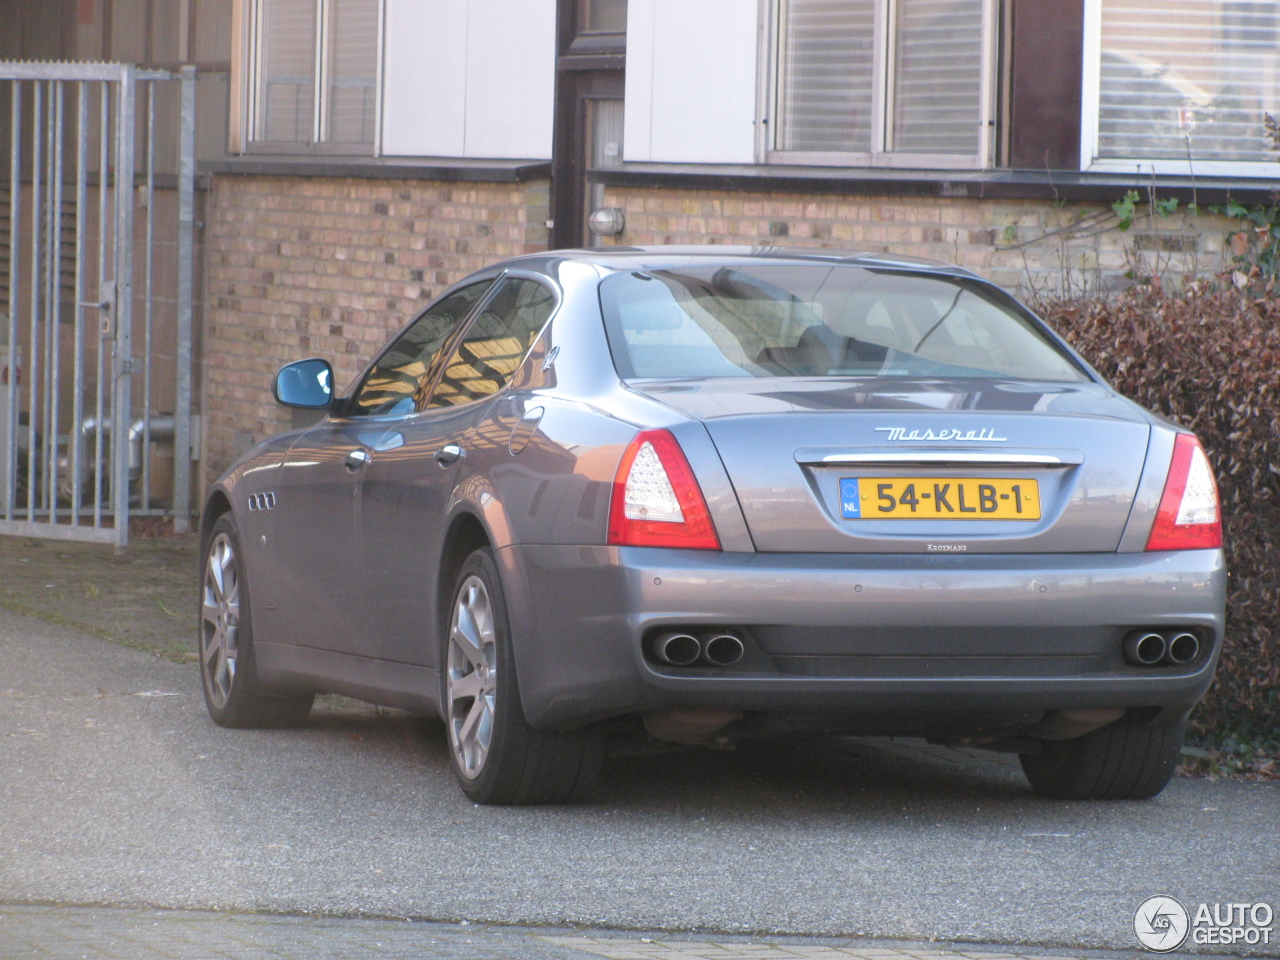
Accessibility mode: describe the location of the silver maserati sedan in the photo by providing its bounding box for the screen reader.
[199,247,1225,804]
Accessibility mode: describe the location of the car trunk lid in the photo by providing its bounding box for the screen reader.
[636,378,1151,553]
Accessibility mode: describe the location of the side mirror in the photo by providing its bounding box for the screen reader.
[273,358,333,410]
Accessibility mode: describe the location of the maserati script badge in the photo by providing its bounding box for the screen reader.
[875,427,1008,442]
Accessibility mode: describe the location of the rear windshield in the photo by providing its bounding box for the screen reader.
[599,265,1088,382]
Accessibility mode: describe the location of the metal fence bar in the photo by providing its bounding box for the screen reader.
[93,80,109,535]
[141,79,155,512]
[2,63,194,546]
[4,80,21,522]
[173,66,195,534]
[0,519,118,543]
[71,80,88,524]
[110,67,135,550]
[0,63,130,83]
[26,81,41,521]
[41,80,54,519]
[46,80,64,524]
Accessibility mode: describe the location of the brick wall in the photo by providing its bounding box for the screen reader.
[201,174,550,481]
[597,185,1232,297]
[200,173,1236,486]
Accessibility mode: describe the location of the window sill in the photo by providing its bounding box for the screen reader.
[199,155,553,182]
[244,142,375,157]
[590,162,1280,204]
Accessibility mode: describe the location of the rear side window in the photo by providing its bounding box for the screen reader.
[599,266,1087,382]
[427,277,557,408]
[352,280,493,416]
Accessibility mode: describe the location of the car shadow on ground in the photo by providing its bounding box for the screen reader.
[295,695,1038,813]
[598,735,1034,808]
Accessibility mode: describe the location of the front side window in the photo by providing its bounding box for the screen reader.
[600,266,1087,383]
[1090,0,1280,174]
[352,281,493,417]
[250,0,379,152]
[428,279,557,409]
[775,0,992,166]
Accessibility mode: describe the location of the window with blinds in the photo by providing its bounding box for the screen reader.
[257,0,317,142]
[891,0,983,155]
[778,0,875,153]
[327,0,379,144]
[775,0,990,162]
[1098,0,1280,164]
[251,0,379,150]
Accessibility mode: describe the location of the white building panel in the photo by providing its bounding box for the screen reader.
[380,0,553,159]
[625,0,759,164]
[463,0,556,159]
[380,0,467,157]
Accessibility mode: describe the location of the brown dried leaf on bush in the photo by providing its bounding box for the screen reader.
[1037,279,1280,736]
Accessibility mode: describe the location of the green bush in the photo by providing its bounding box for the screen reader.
[1036,279,1280,737]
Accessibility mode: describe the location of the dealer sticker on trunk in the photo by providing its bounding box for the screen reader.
[840,477,1041,520]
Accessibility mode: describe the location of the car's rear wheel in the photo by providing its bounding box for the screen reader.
[443,547,603,804]
[1019,714,1185,800]
[199,514,314,728]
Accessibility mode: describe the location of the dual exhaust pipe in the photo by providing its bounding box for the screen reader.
[1123,629,1201,667]
[655,627,1202,670]
[650,630,745,668]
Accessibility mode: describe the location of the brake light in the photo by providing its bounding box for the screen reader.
[1145,433,1222,551]
[607,429,720,550]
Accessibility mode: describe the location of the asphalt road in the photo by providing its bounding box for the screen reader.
[1,608,1276,954]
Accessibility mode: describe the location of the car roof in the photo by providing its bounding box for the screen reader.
[502,246,988,282]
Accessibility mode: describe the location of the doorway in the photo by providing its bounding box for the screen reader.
[552,0,626,249]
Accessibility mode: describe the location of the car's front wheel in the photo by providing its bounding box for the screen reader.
[199,514,314,728]
[443,547,604,804]
[1019,713,1185,800]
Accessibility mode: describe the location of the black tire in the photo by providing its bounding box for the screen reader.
[199,514,314,728]
[1020,714,1185,800]
[442,547,604,804]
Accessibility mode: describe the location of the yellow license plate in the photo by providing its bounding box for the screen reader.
[839,477,1041,520]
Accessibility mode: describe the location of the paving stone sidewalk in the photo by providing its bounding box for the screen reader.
[0,905,1153,960]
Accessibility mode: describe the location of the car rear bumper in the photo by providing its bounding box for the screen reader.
[497,545,1226,731]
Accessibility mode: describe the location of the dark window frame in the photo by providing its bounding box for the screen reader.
[564,0,627,56]
[553,0,627,248]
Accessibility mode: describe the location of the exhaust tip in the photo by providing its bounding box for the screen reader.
[701,633,745,667]
[1123,631,1167,666]
[651,632,700,667]
[1167,631,1200,664]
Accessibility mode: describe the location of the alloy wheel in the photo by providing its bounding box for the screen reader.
[200,532,240,708]
[446,574,498,779]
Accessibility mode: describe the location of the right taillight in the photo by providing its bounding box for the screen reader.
[607,429,721,550]
[1145,433,1222,551]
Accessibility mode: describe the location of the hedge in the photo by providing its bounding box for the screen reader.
[1036,279,1280,736]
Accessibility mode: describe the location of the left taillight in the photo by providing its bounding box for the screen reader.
[1145,433,1222,551]
[607,429,720,550]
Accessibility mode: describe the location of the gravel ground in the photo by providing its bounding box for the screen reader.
[0,524,1272,781]
[3,608,1278,954]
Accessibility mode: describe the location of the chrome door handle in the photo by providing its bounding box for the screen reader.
[344,449,371,471]
[435,444,465,467]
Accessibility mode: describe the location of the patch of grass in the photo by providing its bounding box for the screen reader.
[0,595,194,663]
[0,533,199,665]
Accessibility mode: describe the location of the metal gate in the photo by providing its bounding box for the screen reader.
[1,62,195,548]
